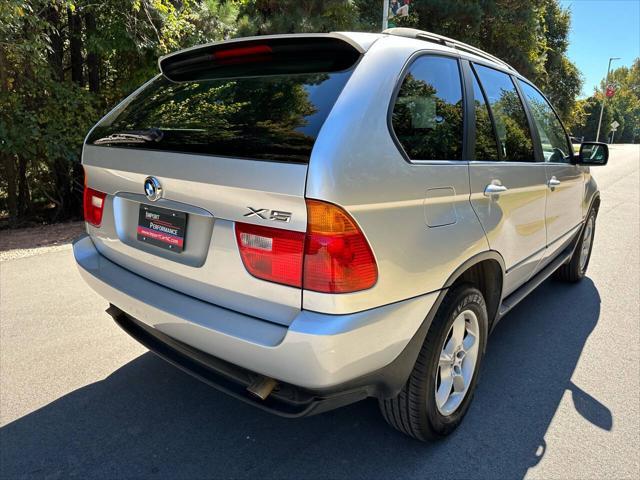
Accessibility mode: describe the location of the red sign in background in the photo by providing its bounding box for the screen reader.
[605,84,616,98]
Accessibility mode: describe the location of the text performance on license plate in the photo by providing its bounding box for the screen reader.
[137,204,187,252]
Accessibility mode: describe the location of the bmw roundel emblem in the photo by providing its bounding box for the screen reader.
[143,176,162,201]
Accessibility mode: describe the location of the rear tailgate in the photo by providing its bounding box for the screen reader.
[82,34,369,326]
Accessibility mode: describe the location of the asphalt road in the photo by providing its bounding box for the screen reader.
[1,145,638,479]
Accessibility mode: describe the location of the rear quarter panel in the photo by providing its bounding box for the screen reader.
[304,36,490,314]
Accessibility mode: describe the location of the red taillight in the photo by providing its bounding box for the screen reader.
[235,223,305,288]
[83,186,106,227]
[303,200,377,293]
[235,200,378,293]
[213,45,272,65]
[213,45,272,60]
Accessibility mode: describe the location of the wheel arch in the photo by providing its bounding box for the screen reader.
[366,250,506,400]
[443,251,505,329]
[589,192,601,215]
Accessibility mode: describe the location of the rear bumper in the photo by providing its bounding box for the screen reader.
[73,234,438,395]
[106,305,368,417]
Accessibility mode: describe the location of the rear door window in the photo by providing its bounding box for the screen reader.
[88,68,354,163]
[391,56,464,161]
[473,64,535,162]
[471,71,500,161]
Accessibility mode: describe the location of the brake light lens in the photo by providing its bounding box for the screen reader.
[303,200,377,293]
[83,186,106,227]
[213,45,272,63]
[235,200,377,293]
[235,223,305,287]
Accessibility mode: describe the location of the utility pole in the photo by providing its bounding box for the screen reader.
[596,57,620,142]
[382,0,390,31]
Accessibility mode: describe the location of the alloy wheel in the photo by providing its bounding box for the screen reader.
[434,309,480,416]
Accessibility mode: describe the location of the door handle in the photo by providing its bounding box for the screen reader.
[548,176,561,189]
[484,183,508,196]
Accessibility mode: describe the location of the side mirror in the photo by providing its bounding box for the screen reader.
[575,142,608,166]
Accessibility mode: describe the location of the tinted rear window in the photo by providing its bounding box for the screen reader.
[87,70,354,163]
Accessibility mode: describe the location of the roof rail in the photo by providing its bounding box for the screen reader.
[383,27,518,73]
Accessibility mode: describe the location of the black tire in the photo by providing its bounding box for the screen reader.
[554,209,597,282]
[379,284,488,441]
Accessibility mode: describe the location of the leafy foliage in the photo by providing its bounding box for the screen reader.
[236,1,360,35]
[1,0,238,225]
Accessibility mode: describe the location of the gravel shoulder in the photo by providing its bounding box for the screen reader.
[0,222,85,262]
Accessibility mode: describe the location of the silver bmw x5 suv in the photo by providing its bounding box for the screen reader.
[74,28,608,441]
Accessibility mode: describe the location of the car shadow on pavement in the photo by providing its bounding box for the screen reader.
[0,278,610,479]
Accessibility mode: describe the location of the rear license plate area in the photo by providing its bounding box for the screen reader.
[137,204,187,252]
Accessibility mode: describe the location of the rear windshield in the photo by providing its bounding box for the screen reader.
[87,70,354,163]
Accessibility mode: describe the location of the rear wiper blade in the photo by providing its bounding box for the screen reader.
[94,128,164,145]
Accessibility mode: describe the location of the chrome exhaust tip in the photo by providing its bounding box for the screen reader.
[247,376,278,401]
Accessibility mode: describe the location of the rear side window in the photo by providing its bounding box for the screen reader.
[391,56,464,161]
[473,64,535,162]
[88,39,359,163]
[518,81,572,163]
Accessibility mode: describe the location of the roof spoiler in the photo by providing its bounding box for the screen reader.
[158,33,365,82]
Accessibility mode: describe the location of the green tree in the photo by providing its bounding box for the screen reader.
[536,0,582,121]
[0,1,96,222]
[237,1,360,35]
[571,59,639,143]
[0,0,236,225]
[606,59,640,143]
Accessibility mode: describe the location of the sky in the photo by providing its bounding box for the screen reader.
[560,0,640,97]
